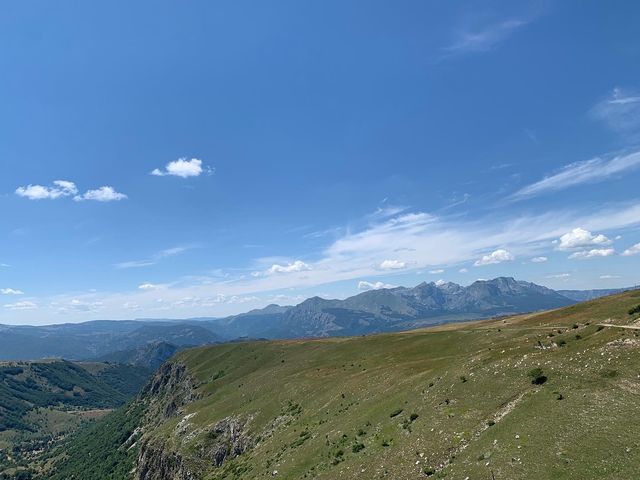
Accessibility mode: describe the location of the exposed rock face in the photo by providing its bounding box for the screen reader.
[137,440,194,480]
[141,362,199,420]
[204,416,254,467]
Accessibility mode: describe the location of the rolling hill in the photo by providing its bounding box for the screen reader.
[46,289,640,479]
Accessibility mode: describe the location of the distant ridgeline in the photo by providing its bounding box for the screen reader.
[0,278,633,362]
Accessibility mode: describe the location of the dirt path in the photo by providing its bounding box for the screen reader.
[598,323,640,330]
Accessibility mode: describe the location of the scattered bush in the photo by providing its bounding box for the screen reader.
[628,304,640,316]
[389,408,403,418]
[528,367,547,385]
[352,442,365,453]
[410,413,419,422]
[459,375,467,383]
[601,369,618,378]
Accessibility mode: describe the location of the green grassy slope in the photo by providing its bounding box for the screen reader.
[52,290,640,479]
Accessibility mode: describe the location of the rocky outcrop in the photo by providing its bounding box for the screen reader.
[137,440,195,480]
[203,416,254,467]
[141,362,199,420]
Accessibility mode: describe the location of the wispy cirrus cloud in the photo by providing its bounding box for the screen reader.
[591,87,640,138]
[115,245,197,269]
[444,18,528,56]
[9,201,640,323]
[3,301,37,310]
[511,150,640,200]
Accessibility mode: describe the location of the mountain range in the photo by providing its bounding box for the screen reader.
[0,278,631,361]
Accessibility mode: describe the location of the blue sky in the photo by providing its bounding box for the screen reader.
[2,1,640,324]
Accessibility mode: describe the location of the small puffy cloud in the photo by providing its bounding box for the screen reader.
[138,283,161,290]
[557,228,610,250]
[435,279,447,286]
[622,242,640,256]
[600,274,621,279]
[1,288,24,295]
[474,249,514,266]
[568,248,615,260]
[151,158,212,178]
[530,256,548,263]
[75,186,127,202]
[459,268,468,273]
[429,269,444,274]
[379,259,407,270]
[4,301,37,310]
[358,280,396,291]
[15,180,77,200]
[253,260,312,277]
[546,273,571,279]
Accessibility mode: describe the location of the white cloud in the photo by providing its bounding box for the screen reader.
[151,158,212,178]
[12,202,640,323]
[254,260,313,277]
[459,268,468,273]
[512,151,640,199]
[474,249,514,266]
[557,228,611,251]
[568,248,615,260]
[16,180,127,202]
[435,279,447,286]
[116,245,195,269]
[622,242,640,256]
[15,180,77,200]
[379,259,407,270]
[445,19,527,54]
[429,269,444,274]
[74,186,127,202]
[4,301,37,310]
[591,87,640,138]
[138,283,161,290]
[546,273,571,279]
[530,256,548,263]
[1,288,24,295]
[358,281,395,291]
[600,274,621,279]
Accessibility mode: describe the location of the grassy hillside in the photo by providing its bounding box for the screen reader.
[50,290,640,479]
